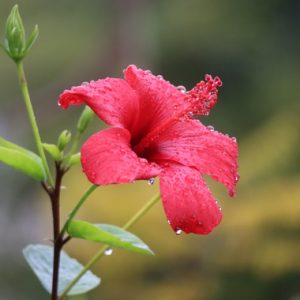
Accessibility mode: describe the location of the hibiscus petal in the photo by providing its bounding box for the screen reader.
[160,164,222,234]
[58,78,139,130]
[149,119,239,196]
[124,65,187,139]
[81,127,161,185]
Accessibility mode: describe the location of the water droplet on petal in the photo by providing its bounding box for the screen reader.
[104,248,113,256]
[234,174,240,183]
[157,75,164,80]
[207,125,214,131]
[176,85,186,93]
[81,81,89,86]
[175,228,182,235]
[167,220,171,225]
[148,178,155,185]
[232,137,237,142]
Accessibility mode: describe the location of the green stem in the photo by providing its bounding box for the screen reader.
[63,131,82,168]
[60,184,98,237]
[68,131,81,157]
[122,193,160,230]
[16,61,53,186]
[59,192,161,299]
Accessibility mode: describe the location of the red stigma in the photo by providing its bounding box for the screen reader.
[187,75,222,116]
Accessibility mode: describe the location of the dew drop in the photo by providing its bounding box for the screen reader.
[175,228,182,235]
[167,220,171,225]
[207,125,214,131]
[176,85,186,93]
[104,248,113,256]
[157,75,164,80]
[232,137,237,142]
[234,174,240,183]
[148,178,155,185]
[81,81,89,86]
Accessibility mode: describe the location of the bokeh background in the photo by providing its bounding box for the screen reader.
[1,0,300,299]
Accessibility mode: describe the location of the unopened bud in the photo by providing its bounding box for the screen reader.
[43,143,62,161]
[77,106,94,133]
[57,130,72,151]
[2,5,38,62]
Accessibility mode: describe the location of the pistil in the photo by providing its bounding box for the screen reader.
[134,75,222,156]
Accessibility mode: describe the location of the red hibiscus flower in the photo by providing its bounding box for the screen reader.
[59,65,238,235]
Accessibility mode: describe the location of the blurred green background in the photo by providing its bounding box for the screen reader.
[1,0,300,299]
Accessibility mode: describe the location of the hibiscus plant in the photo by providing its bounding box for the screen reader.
[0,5,239,300]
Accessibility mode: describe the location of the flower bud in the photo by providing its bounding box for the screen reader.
[68,153,81,167]
[57,130,72,151]
[77,106,94,133]
[43,143,62,161]
[2,5,39,62]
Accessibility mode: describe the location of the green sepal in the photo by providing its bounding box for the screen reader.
[67,220,154,256]
[24,24,39,54]
[0,136,46,181]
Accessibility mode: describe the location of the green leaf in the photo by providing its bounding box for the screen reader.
[0,142,46,181]
[0,136,38,157]
[67,220,154,256]
[23,244,100,296]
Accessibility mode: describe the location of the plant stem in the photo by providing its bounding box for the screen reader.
[51,163,65,300]
[68,131,82,157]
[16,61,53,186]
[122,193,160,230]
[60,184,98,237]
[59,192,160,299]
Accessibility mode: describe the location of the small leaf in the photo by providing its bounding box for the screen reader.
[0,146,46,181]
[67,220,154,256]
[23,244,100,296]
[43,143,62,161]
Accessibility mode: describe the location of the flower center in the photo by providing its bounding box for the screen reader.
[134,75,222,156]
